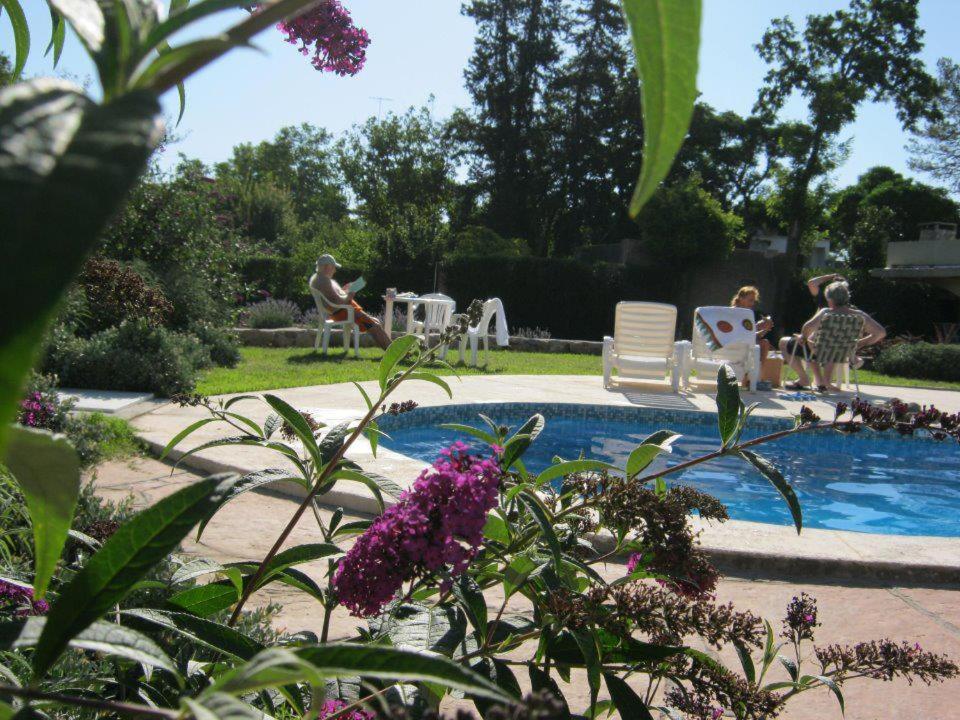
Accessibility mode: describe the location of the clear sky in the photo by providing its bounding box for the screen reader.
[4,0,958,190]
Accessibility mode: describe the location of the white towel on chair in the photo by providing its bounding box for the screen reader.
[468,298,509,346]
[695,307,756,350]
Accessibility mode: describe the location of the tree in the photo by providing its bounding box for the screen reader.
[754,0,940,311]
[908,58,960,194]
[456,0,564,252]
[541,0,640,255]
[636,176,744,267]
[215,124,348,224]
[849,205,896,269]
[338,106,455,266]
[829,166,957,257]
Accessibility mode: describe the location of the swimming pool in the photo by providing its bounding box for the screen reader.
[378,403,960,537]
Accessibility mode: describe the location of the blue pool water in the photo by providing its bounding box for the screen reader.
[378,403,960,537]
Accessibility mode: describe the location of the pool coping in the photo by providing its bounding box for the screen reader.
[132,375,960,587]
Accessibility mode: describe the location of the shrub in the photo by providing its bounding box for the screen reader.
[78,257,173,333]
[873,342,960,382]
[242,298,302,328]
[47,319,206,396]
[63,413,144,468]
[189,322,241,367]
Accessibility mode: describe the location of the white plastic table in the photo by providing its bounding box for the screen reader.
[383,295,455,337]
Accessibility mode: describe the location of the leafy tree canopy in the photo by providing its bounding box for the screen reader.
[908,58,960,194]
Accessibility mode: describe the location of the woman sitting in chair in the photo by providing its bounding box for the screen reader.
[731,285,774,362]
[309,254,391,350]
[779,281,885,392]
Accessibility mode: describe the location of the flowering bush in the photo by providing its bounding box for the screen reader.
[77,257,173,333]
[241,297,303,328]
[16,372,72,431]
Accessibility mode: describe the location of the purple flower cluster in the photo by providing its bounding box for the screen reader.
[274,1,369,76]
[318,699,374,720]
[18,391,58,428]
[333,442,501,617]
[782,592,819,642]
[0,579,49,618]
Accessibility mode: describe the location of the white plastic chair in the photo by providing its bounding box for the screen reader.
[310,287,360,357]
[602,302,681,391]
[685,307,760,391]
[458,299,500,367]
[410,293,455,349]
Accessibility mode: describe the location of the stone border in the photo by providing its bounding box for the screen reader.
[234,327,603,355]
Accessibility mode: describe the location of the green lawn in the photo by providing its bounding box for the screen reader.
[197,346,603,395]
[198,346,960,396]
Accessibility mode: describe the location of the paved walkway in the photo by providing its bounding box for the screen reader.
[92,457,960,720]
[131,375,960,583]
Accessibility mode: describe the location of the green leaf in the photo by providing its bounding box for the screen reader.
[352,381,374,411]
[535,459,619,487]
[0,617,178,677]
[501,434,532,470]
[31,474,237,678]
[735,642,756,684]
[440,423,498,445]
[123,608,262,660]
[160,417,218,458]
[406,371,453,398]
[629,430,681,478]
[379,335,419,390]
[603,673,654,720]
[739,450,802,534]
[452,576,488,639]
[263,394,323,468]
[4,428,80,599]
[624,0,702,216]
[513,414,545,443]
[183,693,268,720]
[0,81,161,456]
[168,582,238,617]
[370,603,470,658]
[810,674,844,713]
[778,655,799,682]
[318,421,352,464]
[503,554,539,599]
[573,631,601,706]
[0,0,29,80]
[215,644,514,703]
[142,0,251,53]
[196,468,306,541]
[253,543,341,588]
[715,365,742,448]
[48,0,104,53]
[45,8,66,66]
[482,511,510,544]
[528,666,570,720]
[518,489,562,570]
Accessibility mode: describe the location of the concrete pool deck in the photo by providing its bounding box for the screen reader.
[131,375,960,585]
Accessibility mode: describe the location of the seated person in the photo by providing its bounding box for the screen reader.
[730,285,774,361]
[807,272,847,308]
[779,281,885,392]
[309,254,391,350]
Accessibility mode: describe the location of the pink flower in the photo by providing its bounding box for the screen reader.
[332,442,501,617]
[318,699,373,720]
[271,0,369,76]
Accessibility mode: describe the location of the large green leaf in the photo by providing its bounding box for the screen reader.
[31,473,237,678]
[0,616,178,677]
[123,608,263,660]
[0,0,29,80]
[379,335,419,390]
[534,459,619,487]
[0,80,162,455]
[626,430,680,479]
[210,644,514,703]
[623,0,702,216]
[603,673,653,720]
[196,467,307,541]
[371,603,471,658]
[739,450,803,534]
[4,427,80,599]
[168,582,238,617]
[715,365,742,448]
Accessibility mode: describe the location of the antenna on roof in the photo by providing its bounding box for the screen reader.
[369,96,394,120]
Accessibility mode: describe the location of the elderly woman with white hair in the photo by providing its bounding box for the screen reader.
[309,254,392,350]
[779,281,886,392]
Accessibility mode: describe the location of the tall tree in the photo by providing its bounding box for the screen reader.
[215,124,348,224]
[338,106,454,266]
[543,0,640,255]
[908,58,960,194]
[456,0,564,253]
[754,0,940,312]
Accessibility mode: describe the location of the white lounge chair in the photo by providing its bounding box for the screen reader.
[310,287,360,357]
[603,302,681,391]
[457,298,506,367]
[684,306,760,392]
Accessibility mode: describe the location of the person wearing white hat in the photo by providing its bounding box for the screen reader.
[309,254,391,350]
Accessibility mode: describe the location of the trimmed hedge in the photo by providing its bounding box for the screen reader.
[873,343,960,382]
